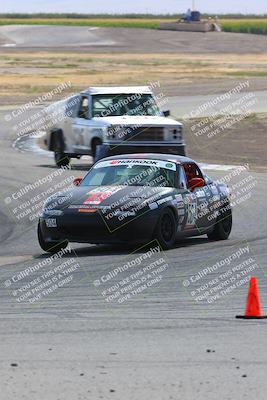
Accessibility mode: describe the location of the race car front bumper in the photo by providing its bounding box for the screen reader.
[39,208,158,245]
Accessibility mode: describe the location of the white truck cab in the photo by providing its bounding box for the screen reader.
[45,86,186,167]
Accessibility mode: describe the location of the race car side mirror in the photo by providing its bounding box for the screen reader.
[188,177,205,191]
[73,177,82,186]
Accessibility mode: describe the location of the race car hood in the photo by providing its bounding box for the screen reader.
[93,115,182,128]
[48,185,175,211]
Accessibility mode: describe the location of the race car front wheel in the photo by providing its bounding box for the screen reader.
[155,208,177,250]
[38,221,69,253]
[207,205,232,241]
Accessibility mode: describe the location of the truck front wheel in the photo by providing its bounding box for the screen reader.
[54,152,70,168]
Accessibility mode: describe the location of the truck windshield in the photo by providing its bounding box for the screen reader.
[92,94,160,117]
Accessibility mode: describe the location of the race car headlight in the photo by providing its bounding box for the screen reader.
[43,209,63,217]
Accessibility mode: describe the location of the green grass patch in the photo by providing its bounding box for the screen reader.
[0,18,162,29]
[221,19,267,35]
[1,16,267,35]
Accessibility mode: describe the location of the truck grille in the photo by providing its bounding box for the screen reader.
[125,127,164,142]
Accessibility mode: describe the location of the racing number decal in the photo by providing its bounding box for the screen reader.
[186,202,197,227]
[184,194,197,228]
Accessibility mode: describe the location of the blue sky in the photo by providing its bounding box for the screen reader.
[2,0,266,15]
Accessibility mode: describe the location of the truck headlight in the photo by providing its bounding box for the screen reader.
[106,126,130,141]
[168,126,183,141]
[107,126,121,141]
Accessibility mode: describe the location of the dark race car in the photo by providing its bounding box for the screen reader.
[38,154,232,253]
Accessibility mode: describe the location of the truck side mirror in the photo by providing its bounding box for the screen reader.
[163,110,170,117]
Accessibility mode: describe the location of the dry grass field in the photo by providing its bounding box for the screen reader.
[1,52,267,102]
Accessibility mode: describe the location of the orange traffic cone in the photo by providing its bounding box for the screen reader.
[236,277,267,319]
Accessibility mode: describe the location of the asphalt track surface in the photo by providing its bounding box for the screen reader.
[2,25,267,53]
[0,25,115,48]
[0,104,267,400]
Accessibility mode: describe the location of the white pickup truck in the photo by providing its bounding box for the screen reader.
[45,86,186,167]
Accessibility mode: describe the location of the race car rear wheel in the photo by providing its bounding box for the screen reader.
[155,208,177,250]
[38,221,69,253]
[207,205,232,241]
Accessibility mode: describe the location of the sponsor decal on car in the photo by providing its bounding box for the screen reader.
[212,195,221,202]
[174,194,183,202]
[218,185,230,196]
[94,159,177,171]
[149,202,158,210]
[195,190,206,198]
[165,163,174,169]
[157,196,173,205]
[171,194,184,208]
[176,201,185,209]
[211,186,219,195]
[83,187,122,205]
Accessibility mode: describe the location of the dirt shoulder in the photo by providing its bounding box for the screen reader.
[184,114,267,170]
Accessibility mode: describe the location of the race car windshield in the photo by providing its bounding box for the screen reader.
[81,164,176,188]
[92,94,160,117]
